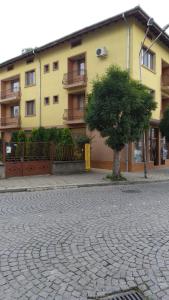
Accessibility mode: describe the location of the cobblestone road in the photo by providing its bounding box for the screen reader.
[0,183,169,299]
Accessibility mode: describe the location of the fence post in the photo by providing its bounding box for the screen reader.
[85,143,91,171]
[2,142,6,163]
[22,142,24,162]
[50,142,55,161]
[50,142,55,175]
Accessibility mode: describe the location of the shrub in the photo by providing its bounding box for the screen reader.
[30,127,49,142]
[59,128,74,145]
[75,135,91,148]
[11,130,27,142]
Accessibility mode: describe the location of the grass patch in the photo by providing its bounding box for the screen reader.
[106,173,127,181]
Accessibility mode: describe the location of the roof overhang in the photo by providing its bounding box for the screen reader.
[0,6,169,69]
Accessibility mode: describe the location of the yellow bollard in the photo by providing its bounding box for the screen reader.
[85,143,91,171]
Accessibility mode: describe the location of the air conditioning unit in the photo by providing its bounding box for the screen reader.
[96,47,107,57]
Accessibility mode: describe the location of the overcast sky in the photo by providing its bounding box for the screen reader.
[0,0,169,63]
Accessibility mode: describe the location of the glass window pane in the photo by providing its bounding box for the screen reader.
[142,48,154,70]
[11,105,19,117]
[26,71,35,86]
[11,80,20,92]
[26,101,35,115]
[77,95,84,111]
[134,140,143,162]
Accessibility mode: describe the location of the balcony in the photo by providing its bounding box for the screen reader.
[161,75,169,96]
[63,109,85,124]
[62,70,87,89]
[0,89,21,104]
[0,117,20,129]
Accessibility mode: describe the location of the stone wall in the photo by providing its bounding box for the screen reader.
[0,163,5,178]
[52,160,85,175]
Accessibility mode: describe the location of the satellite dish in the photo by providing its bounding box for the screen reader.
[147,18,154,27]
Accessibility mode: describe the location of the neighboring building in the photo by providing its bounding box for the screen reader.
[0,6,169,171]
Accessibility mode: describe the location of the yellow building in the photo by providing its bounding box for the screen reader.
[0,6,169,171]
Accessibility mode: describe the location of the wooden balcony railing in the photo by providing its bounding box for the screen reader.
[63,109,85,122]
[0,117,20,128]
[62,70,87,88]
[0,88,21,101]
[161,75,169,87]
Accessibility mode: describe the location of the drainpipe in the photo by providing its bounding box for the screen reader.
[122,13,131,71]
[122,13,131,172]
[32,49,42,127]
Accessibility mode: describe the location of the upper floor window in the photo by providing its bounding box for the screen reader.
[141,47,155,71]
[7,65,14,71]
[25,70,35,86]
[44,97,50,105]
[53,61,59,71]
[53,95,59,104]
[26,57,34,64]
[71,39,82,48]
[26,100,35,116]
[44,64,50,73]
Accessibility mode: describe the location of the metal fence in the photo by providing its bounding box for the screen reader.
[0,88,20,100]
[0,140,2,161]
[3,142,84,162]
[4,142,50,162]
[51,144,84,161]
[62,70,87,85]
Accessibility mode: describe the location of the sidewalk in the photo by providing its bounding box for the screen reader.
[0,167,169,193]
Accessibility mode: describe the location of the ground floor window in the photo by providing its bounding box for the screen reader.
[133,127,169,166]
[149,128,159,165]
[166,143,169,160]
[134,139,143,163]
[160,137,169,163]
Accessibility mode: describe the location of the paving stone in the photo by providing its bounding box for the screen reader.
[0,184,169,299]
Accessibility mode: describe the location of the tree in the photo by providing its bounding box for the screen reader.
[86,65,156,179]
[160,106,169,142]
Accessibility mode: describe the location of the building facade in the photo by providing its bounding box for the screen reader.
[0,6,169,171]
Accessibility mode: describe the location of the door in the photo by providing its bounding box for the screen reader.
[77,59,85,76]
[150,128,159,165]
[10,105,19,118]
[76,94,85,119]
[160,136,168,165]
[11,80,20,92]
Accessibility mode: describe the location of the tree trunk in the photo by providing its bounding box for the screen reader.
[113,149,121,178]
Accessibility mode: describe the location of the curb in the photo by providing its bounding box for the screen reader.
[0,179,169,193]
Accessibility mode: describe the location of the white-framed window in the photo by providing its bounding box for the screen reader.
[141,47,155,71]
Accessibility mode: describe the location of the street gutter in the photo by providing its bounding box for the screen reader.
[0,179,169,193]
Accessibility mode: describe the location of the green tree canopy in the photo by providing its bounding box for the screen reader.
[11,127,74,145]
[86,65,156,178]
